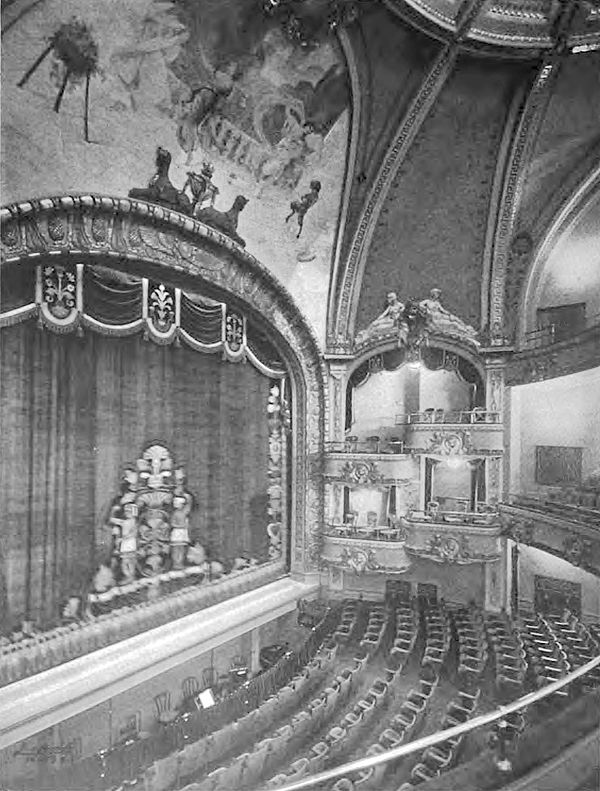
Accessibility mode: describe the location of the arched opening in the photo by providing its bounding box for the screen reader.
[0,196,326,633]
[520,189,600,348]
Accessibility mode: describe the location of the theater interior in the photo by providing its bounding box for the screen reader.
[1,0,599,789]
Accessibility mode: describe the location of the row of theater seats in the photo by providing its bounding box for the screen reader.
[406,605,487,787]
[409,686,482,785]
[422,603,452,671]
[543,613,600,681]
[140,616,352,791]
[261,604,395,789]
[451,606,488,687]
[360,605,390,656]
[517,614,570,699]
[330,601,454,791]
[333,600,368,645]
[329,602,427,790]
[546,485,600,511]
[17,602,341,791]
[143,643,339,791]
[485,613,527,702]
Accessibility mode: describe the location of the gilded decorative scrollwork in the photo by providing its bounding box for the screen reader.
[428,429,473,456]
[336,460,385,487]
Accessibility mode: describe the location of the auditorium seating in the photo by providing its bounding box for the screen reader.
[485,612,527,702]
[450,605,489,686]
[516,613,570,698]
[255,602,396,787]
[18,599,600,791]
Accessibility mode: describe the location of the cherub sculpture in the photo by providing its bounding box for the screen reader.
[285,180,321,238]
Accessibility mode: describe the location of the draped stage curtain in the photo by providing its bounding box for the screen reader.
[0,322,271,631]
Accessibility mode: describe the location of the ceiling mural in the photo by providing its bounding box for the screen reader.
[1,0,351,342]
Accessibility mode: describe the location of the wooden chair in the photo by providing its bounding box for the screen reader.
[154,692,178,725]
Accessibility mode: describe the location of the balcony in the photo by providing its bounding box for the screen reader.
[500,497,600,576]
[395,411,504,456]
[506,492,600,529]
[524,313,600,350]
[402,510,502,565]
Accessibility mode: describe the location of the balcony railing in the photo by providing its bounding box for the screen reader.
[395,409,501,425]
[507,493,600,528]
[325,438,406,454]
[269,653,600,791]
[524,313,600,349]
[405,509,500,527]
[324,523,407,541]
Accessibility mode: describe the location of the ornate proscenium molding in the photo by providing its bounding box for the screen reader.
[0,195,327,573]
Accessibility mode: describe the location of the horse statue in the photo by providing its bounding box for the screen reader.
[129,147,192,215]
[196,195,249,248]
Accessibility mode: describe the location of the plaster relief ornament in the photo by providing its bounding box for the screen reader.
[428,430,473,456]
[405,533,499,565]
[339,547,380,575]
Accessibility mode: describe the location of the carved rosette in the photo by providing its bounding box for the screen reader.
[427,429,473,456]
[337,460,385,487]
[1,195,326,575]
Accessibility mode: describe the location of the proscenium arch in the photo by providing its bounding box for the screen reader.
[0,195,327,575]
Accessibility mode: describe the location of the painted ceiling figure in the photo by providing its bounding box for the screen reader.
[285,179,321,237]
[176,65,239,163]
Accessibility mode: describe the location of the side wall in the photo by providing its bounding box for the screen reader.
[509,367,600,495]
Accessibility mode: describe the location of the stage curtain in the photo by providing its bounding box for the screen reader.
[0,322,271,631]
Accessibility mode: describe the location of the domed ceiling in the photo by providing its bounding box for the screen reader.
[1,0,599,346]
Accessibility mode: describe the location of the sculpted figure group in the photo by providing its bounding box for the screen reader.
[356,288,479,348]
